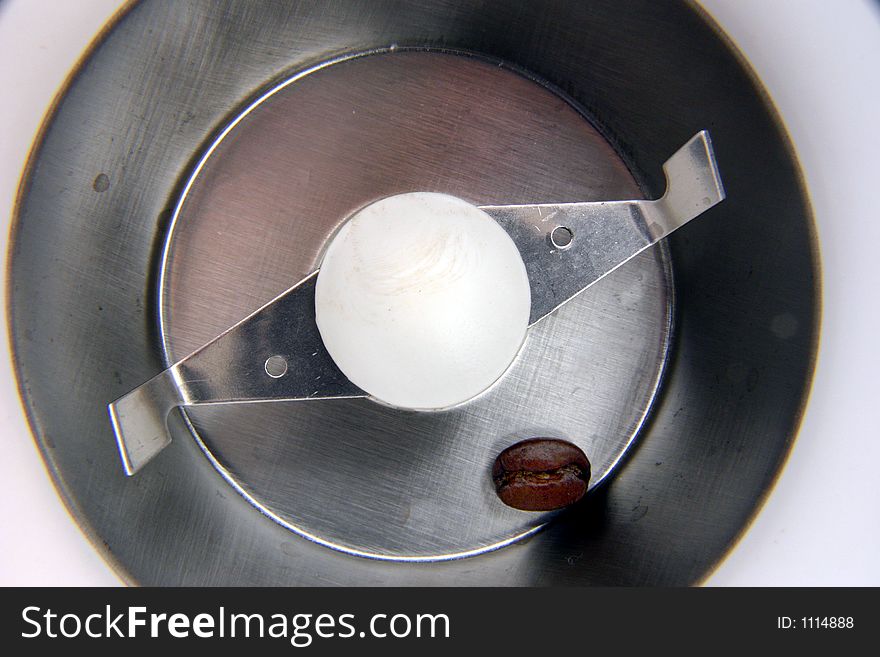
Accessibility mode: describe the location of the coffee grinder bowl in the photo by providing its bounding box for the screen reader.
[8,0,818,584]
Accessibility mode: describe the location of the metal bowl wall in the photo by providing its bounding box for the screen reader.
[8,0,818,585]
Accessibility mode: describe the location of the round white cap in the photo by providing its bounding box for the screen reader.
[315,192,531,410]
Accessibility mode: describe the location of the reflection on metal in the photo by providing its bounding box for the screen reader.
[484,131,725,324]
[109,132,724,475]
[111,274,364,475]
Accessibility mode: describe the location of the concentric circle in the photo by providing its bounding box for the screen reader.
[8,0,819,584]
[159,51,674,560]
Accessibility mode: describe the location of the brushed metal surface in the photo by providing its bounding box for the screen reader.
[8,0,819,584]
[159,51,673,559]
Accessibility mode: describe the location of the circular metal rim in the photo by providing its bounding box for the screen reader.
[6,0,820,586]
[685,0,822,583]
[155,48,676,562]
[7,1,139,586]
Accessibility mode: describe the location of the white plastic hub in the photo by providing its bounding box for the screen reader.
[315,192,531,410]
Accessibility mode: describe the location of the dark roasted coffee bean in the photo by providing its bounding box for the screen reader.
[492,438,591,511]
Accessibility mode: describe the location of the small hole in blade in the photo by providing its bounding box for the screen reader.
[265,355,288,378]
[550,225,573,250]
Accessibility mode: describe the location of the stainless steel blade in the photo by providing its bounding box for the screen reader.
[109,130,724,475]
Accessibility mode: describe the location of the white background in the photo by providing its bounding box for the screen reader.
[1,0,878,586]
